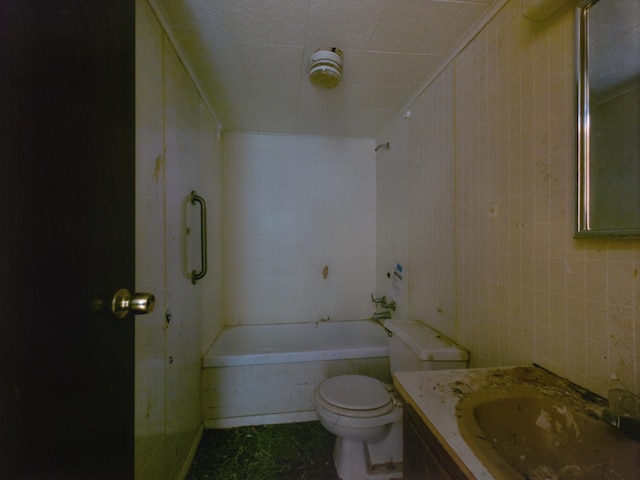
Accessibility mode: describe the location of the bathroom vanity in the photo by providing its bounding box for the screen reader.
[403,400,468,478]
[394,369,486,479]
[394,365,640,479]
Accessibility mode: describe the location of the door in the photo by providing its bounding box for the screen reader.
[0,1,137,478]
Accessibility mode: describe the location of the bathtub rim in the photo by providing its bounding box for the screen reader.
[202,319,390,368]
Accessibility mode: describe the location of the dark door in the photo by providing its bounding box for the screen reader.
[0,1,136,478]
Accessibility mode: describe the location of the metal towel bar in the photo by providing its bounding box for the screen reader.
[190,191,207,284]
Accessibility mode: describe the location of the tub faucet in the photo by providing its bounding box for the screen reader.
[371,294,396,311]
[371,311,392,321]
[370,311,393,336]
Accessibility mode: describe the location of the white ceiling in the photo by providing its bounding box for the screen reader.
[153,0,498,138]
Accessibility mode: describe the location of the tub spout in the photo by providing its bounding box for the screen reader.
[372,311,391,321]
[370,312,393,336]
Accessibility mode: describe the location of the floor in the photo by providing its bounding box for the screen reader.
[186,422,340,480]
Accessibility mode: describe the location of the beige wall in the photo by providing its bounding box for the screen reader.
[135,1,224,478]
[378,0,640,398]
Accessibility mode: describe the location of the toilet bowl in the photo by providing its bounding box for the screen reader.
[315,375,402,480]
[315,319,469,480]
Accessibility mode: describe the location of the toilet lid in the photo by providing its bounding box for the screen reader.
[318,375,391,411]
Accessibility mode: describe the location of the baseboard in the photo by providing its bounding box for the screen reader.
[203,411,319,429]
[177,423,204,480]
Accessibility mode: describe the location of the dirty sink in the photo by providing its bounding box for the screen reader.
[393,364,640,479]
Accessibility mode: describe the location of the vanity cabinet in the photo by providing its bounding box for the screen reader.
[403,402,467,479]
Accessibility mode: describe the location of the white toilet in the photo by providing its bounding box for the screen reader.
[314,320,469,480]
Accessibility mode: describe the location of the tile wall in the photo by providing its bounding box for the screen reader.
[408,66,457,334]
[375,113,409,316]
[223,134,377,325]
[378,0,640,398]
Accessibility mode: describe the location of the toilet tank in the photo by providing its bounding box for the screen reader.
[384,320,469,373]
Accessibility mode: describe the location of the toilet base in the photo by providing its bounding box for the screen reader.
[333,419,403,480]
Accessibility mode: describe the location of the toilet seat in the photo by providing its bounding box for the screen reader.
[316,375,393,418]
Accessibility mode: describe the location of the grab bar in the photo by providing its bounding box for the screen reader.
[190,191,207,284]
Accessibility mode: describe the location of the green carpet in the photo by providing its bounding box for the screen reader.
[186,422,339,480]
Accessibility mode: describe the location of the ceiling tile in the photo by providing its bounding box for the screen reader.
[255,105,297,133]
[331,109,393,137]
[372,0,463,53]
[241,44,305,84]
[220,102,258,133]
[295,109,341,136]
[155,0,497,137]
[297,80,350,111]
[354,51,444,89]
[345,85,414,110]
[305,0,389,50]
[227,0,309,45]
[249,81,300,111]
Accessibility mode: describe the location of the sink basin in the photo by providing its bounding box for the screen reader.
[456,384,640,479]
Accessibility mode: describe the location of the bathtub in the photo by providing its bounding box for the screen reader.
[202,320,391,428]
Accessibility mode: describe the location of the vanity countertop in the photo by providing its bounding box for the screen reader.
[393,364,605,479]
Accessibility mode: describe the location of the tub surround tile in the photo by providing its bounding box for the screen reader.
[223,134,376,326]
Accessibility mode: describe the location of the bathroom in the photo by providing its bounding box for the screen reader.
[3,0,636,478]
[135,0,640,477]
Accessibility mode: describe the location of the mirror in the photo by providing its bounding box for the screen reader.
[576,0,640,237]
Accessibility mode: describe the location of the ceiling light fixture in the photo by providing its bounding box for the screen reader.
[308,48,343,90]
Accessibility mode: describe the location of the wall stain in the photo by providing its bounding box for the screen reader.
[153,153,165,182]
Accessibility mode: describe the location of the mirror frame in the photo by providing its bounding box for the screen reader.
[575,0,640,238]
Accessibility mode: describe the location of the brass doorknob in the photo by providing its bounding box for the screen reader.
[111,289,155,318]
